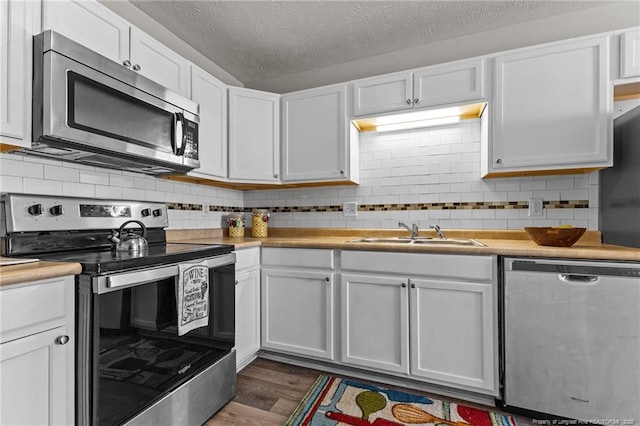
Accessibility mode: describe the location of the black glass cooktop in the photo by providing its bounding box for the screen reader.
[34,243,234,275]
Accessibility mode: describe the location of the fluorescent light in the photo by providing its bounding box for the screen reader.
[376,116,460,132]
[375,106,461,126]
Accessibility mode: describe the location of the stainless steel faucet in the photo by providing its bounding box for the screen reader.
[430,224,447,239]
[398,222,419,239]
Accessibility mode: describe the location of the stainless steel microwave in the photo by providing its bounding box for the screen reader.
[28,30,200,175]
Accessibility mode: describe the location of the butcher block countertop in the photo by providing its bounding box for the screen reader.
[0,260,82,288]
[2,228,638,287]
[169,228,640,262]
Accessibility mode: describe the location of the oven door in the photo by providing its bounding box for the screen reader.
[77,254,235,426]
[35,48,199,171]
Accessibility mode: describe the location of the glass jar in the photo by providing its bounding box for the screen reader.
[227,212,245,238]
[251,209,269,238]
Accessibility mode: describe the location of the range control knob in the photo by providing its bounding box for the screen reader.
[49,205,64,216]
[27,204,43,216]
[141,208,151,217]
[152,209,163,217]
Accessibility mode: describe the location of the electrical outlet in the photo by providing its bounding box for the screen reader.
[343,202,358,217]
[528,198,543,217]
[202,204,210,216]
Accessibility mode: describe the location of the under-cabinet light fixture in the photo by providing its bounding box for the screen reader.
[376,115,460,132]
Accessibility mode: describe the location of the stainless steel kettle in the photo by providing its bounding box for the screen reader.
[109,220,148,253]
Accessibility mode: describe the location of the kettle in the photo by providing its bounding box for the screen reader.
[109,220,148,253]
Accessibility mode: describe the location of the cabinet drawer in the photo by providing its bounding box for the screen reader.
[0,277,73,343]
[235,247,260,271]
[341,251,494,281]
[262,248,334,269]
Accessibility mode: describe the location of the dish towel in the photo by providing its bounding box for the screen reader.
[177,262,210,336]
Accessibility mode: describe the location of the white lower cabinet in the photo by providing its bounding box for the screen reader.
[261,248,335,361]
[341,274,409,374]
[409,278,495,392]
[0,276,75,425]
[235,247,261,370]
[340,251,498,395]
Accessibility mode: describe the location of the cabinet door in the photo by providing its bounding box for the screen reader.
[0,326,74,425]
[42,0,129,65]
[413,57,486,108]
[1,0,38,147]
[228,88,281,183]
[490,35,612,175]
[188,65,227,179]
[235,268,260,371]
[409,278,495,393]
[620,28,640,79]
[261,268,334,360]
[282,84,350,182]
[129,27,188,96]
[341,274,409,374]
[352,72,412,116]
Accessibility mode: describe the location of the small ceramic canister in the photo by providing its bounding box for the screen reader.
[251,209,269,238]
[228,212,245,237]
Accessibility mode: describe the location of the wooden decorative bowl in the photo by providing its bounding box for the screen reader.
[524,227,587,247]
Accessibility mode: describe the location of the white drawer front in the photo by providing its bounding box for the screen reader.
[262,248,334,269]
[341,250,494,281]
[1,278,73,342]
[235,247,261,271]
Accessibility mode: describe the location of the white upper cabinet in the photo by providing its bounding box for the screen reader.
[619,28,640,79]
[352,72,412,116]
[351,57,486,117]
[413,58,486,109]
[282,83,359,183]
[129,27,188,96]
[43,0,188,96]
[187,65,227,179]
[485,35,612,177]
[228,87,281,183]
[42,0,128,64]
[0,0,39,147]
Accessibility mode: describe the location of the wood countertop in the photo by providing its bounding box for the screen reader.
[170,228,640,262]
[3,228,637,287]
[0,261,82,288]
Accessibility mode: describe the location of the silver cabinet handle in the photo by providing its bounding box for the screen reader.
[235,280,239,286]
[496,158,502,164]
[414,98,419,104]
[401,283,407,288]
[56,335,70,345]
[122,60,131,68]
[273,174,279,179]
[340,170,345,175]
[132,64,141,71]
[406,99,411,105]
[325,277,330,282]
[411,283,416,289]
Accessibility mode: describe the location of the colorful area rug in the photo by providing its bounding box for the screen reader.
[285,375,517,426]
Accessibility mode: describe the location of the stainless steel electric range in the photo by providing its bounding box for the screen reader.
[2,194,237,426]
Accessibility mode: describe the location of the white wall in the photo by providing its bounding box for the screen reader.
[245,119,599,230]
[0,152,244,230]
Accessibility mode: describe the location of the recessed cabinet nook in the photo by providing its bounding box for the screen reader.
[1,0,637,182]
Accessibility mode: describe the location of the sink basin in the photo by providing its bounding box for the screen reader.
[348,237,486,247]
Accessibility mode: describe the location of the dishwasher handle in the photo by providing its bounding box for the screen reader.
[558,273,599,284]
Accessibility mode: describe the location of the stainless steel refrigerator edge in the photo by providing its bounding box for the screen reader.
[600,104,640,248]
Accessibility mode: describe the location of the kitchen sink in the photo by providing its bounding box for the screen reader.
[348,237,487,247]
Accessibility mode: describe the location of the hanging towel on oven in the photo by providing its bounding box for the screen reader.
[177,262,210,336]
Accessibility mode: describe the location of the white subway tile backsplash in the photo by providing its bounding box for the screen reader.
[80,170,109,185]
[62,181,95,197]
[23,178,63,195]
[45,165,80,182]
[0,175,23,192]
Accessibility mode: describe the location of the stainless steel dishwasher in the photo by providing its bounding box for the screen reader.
[502,258,640,422]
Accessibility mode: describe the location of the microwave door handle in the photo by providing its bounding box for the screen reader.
[174,112,186,155]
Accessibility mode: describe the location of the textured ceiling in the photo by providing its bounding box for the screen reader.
[130,1,607,85]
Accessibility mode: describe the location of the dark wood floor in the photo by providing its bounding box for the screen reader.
[205,357,533,426]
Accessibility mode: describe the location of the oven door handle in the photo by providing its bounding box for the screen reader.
[104,253,235,291]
